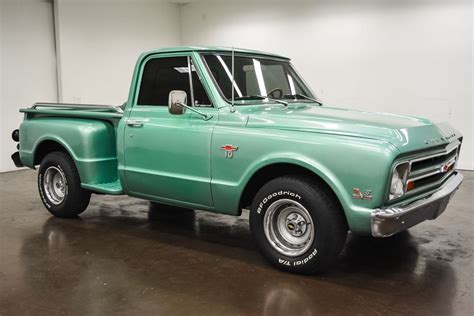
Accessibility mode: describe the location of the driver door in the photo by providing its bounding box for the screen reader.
[124,53,217,208]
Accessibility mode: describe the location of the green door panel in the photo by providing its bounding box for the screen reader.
[124,106,217,206]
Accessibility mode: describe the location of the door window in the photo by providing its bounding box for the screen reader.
[137,56,211,107]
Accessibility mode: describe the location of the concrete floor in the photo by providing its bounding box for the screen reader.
[0,170,472,315]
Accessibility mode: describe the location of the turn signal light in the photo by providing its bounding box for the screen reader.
[406,181,416,191]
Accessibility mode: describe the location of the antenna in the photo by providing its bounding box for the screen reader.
[231,46,235,113]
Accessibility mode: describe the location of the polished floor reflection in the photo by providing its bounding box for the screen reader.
[0,170,472,315]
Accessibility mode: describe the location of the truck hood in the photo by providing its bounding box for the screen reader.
[243,104,461,153]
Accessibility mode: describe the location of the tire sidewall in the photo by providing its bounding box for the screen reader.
[250,179,335,273]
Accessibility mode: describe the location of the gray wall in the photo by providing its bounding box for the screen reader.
[181,0,473,170]
[1,0,58,172]
[1,0,472,171]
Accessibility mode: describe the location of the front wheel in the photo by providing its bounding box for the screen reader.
[38,151,91,218]
[250,176,347,274]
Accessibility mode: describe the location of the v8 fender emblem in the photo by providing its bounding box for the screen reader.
[220,145,238,158]
[352,188,373,201]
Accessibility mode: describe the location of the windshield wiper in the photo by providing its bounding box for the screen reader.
[285,93,323,106]
[234,95,288,106]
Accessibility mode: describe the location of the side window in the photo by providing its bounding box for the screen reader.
[137,57,191,106]
[137,56,212,107]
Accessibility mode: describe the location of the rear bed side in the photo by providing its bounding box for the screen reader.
[19,117,118,187]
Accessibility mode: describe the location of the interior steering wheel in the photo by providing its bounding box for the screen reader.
[267,88,284,99]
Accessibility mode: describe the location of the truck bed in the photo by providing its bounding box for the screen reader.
[18,102,124,195]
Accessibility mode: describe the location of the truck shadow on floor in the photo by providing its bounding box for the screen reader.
[15,202,458,315]
[33,200,453,278]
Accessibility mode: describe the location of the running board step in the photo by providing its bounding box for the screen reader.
[82,180,124,195]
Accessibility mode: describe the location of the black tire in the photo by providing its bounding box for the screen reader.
[38,151,91,217]
[249,176,347,274]
[149,201,194,213]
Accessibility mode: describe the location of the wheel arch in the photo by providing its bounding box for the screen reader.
[33,138,77,166]
[238,159,350,229]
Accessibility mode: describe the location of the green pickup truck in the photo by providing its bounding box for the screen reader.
[11,46,463,274]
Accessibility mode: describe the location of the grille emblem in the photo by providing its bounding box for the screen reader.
[440,161,454,173]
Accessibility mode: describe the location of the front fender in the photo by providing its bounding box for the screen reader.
[211,125,399,234]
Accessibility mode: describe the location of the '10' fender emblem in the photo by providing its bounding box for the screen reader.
[220,145,238,158]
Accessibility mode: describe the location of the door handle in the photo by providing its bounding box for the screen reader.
[126,119,144,127]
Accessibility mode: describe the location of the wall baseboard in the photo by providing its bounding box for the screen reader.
[457,162,474,171]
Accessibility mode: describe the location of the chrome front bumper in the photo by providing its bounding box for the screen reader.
[371,172,463,237]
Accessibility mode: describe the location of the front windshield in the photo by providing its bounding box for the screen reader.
[202,53,317,104]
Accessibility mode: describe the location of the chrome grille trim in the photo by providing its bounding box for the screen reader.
[409,141,459,165]
[406,141,460,191]
[409,155,457,181]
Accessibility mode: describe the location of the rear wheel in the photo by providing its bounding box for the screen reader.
[38,151,91,217]
[250,176,347,274]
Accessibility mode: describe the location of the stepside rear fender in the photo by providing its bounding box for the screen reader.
[19,117,118,185]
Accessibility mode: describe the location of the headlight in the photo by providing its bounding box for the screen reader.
[389,163,409,200]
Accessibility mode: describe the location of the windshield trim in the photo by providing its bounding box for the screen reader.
[199,52,318,106]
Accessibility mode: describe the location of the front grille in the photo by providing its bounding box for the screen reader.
[411,148,457,173]
[405,141,460,194]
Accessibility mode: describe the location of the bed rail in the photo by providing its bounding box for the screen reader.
[31,102,124,114]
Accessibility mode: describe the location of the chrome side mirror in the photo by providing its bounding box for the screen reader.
[168,90,213,121]
[168,90,187,115]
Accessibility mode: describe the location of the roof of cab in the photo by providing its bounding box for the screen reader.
[140,46,289,60]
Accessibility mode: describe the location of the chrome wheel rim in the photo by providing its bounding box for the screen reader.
[43,166,67,205]
[263,199,314,257]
